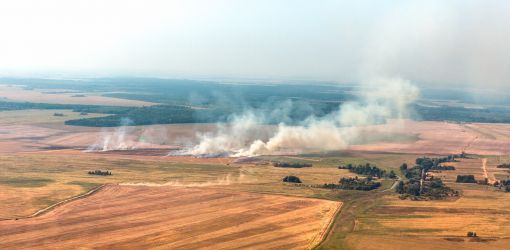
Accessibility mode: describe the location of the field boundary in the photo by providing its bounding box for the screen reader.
[310,201,343,249]
[4,184,107,220]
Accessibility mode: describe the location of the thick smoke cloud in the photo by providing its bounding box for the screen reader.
[184,78,419,157]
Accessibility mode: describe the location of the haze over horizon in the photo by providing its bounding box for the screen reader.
[0,0,509,90]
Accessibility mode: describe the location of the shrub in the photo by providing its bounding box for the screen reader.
[456,175,476,183]
[497,163,510,169]
[88,170,112,176]
[274,162,312,168]
[282,176,301,183]
[467,232,477,237]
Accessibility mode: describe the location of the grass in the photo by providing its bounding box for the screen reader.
[67,181,101,191]
[0,109,106,126]
[3,150,510,249]
[318,155,510,249]
[0,177,54,187]
[0,151,400,218]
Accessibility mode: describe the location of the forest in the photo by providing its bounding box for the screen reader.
[3,77,510,127]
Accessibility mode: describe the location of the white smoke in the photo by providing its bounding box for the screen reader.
[86,118,137,152]
[169,111,272,157]
[184,77,419,157]
[120,173,251,187]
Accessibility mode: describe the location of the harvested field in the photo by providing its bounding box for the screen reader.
[323,156,510,250]
[0,119,218,153]
[0,151,353,218]
[0,185,341,250]
[349,120,510,155]
[4,111,510,157]
[0,85,154,106]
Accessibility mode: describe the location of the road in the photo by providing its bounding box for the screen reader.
[482,158,495,185]
[383,175,402,192]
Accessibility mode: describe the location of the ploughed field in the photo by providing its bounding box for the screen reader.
[0,185,340,250]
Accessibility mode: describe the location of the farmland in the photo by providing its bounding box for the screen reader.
[1,79,510,249]
[318,155,510,250]
[0,185,340,250]
[2,119,510,249]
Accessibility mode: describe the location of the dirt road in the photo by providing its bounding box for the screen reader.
[482,158,495,185]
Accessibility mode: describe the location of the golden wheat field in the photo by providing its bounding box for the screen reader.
[0,184,340,250]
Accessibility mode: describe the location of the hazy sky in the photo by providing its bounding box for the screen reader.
[0,0,509,88]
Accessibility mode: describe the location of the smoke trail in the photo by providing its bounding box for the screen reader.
[185,77,419,157]
[120,173,252,187]
[85,118,137,152]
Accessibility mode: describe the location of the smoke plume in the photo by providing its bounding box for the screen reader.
[183,77,419,157]
[86,118,137,152]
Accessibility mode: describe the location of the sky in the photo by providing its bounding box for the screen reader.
[0,0,509,88]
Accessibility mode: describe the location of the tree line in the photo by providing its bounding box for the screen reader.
[274,162,312,168]
[88,170,112,176]
[338,163,396,179]
[497,163,510,169]
[318,176,381,191]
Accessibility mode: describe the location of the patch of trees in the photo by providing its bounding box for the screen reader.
[414,104,510,124]
[66,105,209,127]
[338,163,393,178]
[387,170,397,179]
[396,177,456,200]
[1,100,221,127]
[397,157,458,200]
[274,162,312,168]
[319,176,381,191]
[282,176,301,183]
[401,164,423,179]
[456,175,476,183]
[415,154,464,172]
[431,165,456,171]
[88,170,112,176]
[494,179,510,192]
[497,163,510,169]
[0,100,131,114]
